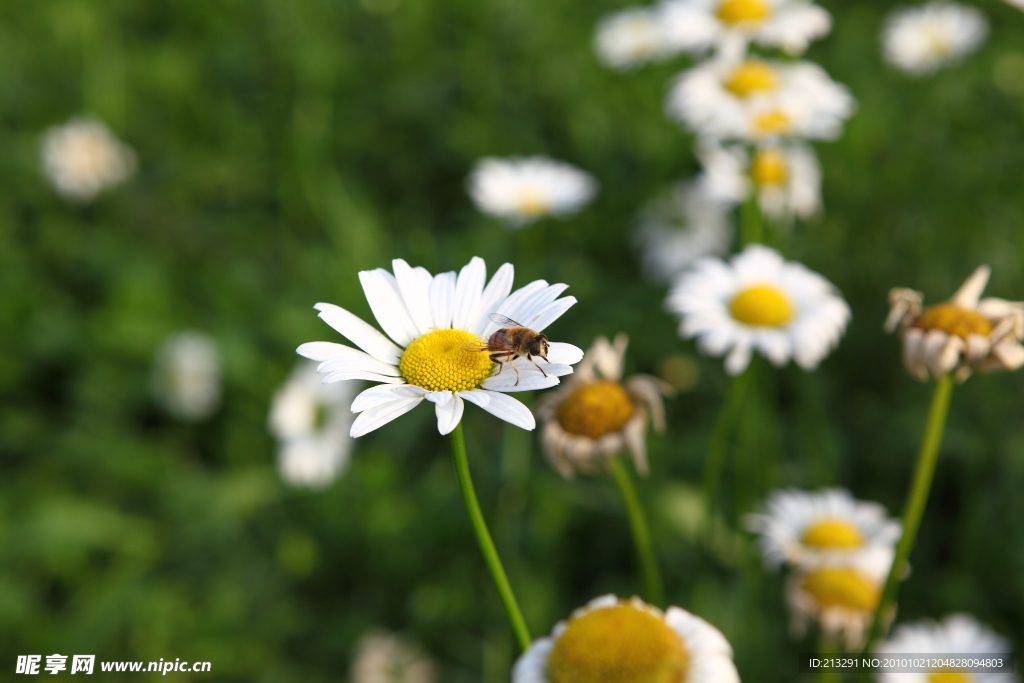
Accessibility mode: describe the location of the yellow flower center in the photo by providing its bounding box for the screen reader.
[913,303,993,339]
[547,602,688,683]
[517,188,550,217]
[801,519,864,550]
[801,568,879,611]
[729,284,795,327]
[928,672,970,683]
[398,329,494,392]
[716,0,771,25]
[753,109,791,135]
[725,60,779,98]
[557,380,636,439]
[751,147,787,186]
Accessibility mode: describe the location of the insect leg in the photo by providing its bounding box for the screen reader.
[528,357,548,378]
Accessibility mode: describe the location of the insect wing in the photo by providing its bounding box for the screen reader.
[460,338,491,352]
[489,313,524,328]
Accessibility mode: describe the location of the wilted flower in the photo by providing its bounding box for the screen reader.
[667,57,856,142]
[513,594,740,683]
[41,116,136,202]
[151,331,221,422]
[876,614,1016,683]
[881,2,988,76]
[885,265,1024,381]
[269,361,357,489]
[667,245,850,375]
[537,334,674,478]
[351,630,436,683]
[595,6,678,70]
[297,257,583,437]
[467,156,597,227]
[746,488,901,568]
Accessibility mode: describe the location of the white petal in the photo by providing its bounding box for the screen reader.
[313,303,403,366]
[350,397,423,437]
[529,296,578,333]
[461,390,536,430]
[351,384,428,413]
[431,392,465,435]
[392,259,435,336]
[724,341,752,376]
[429,271,457,330]
[296,341,356,362]
[473,263,515,335]
[359,268,420,347]
[481,367,561,392]
[546,342,584,365]
[949,265,991,308]
[323,370,404,384]
[313,345,401,376]
[452,257,487,331]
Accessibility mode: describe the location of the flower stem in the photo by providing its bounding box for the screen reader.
[819,632,842,683]
[609,456,665,607]
[702,368,750,517]
[450,423,532,652]
[740,193,764,247]
[861,373,955,655]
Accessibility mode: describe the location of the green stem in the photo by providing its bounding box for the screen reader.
[861,373,955,655]
[739,193,764,247]
[702,369,750,516]
[609,456,665,607]
[450,423,532,652]
[819,632,842,683]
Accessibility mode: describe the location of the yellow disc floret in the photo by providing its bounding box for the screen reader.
[753,109,791,135]
[725,60,779,98]
[557,380,636,439]
[547,601,688,683]
[751,147,788,186]
[913,303,993,339]
[730,284,795,327]
[716,0,771,24]
[801,568,879,611]
[801,519,865,550]
[517,187,550,217]
[928,672,969,683]
[399,329,494,392]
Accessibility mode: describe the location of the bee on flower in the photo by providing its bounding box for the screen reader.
[885,265,1024,381]
[151,331,222,422]
[876,614,1016,683]
[513,594,740,683]
[881,2,988,77]
[467,157,597,227]
[595,6,679,70]
[41,116,137,203]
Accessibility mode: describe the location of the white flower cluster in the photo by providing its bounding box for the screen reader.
[881,1,988,76]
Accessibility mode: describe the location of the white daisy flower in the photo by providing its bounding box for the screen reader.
[667,57,856,142]
[351,629,436,683]
[745,488,901,568]
[269,361,357,489]
[877,614,1017,683]
[658,0,832,59]
[695,140,822,222]
[787,548,893,650]
[467,156,598,227]
[151,331,222,422]
[885,265,1024,382]
[634,182,734,283]
[666,244,851,376]
[513,594,740,683]
[297,257,584,437]
[595,6,679,70]
[41,116,136,202]
[882,2,988,77]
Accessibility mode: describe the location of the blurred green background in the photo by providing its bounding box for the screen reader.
[2,0,1024,680]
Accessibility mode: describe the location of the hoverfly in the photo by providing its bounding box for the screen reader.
[463,313,551,386]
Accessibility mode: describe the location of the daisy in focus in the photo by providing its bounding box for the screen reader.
[667,244,851,376]
[595,6,678,70]
[876,614,1016,683]
[746,488,902,568]
[885,265,1024,381]
[513,594,740,683]
[537,334,674,478]
[41,116,137,202]
[881,2,988,77]
[659,0,831,59]
[635,182,734,283]
[297,257,584,437]
[666,57,856,142]
[467,156,597,227]
[695,140,822,222]
[351,629,436,683]
[151,331,222,422]
[269,361,357,489]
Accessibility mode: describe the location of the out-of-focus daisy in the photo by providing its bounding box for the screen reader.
[635,182,734,283]
[1005,0,1024,11]
[595,6,679,70]
[696,140,822,222]
[351,629,436,683]
[667,244,850,376]
[746,488,901,568]
[787,549,893,650]
[513,594,740,683]
[881,2,988,77]
[41,116,136,202]
[885,265,1024,382]
[538,334,674,479]
[467,156,597,227]
[659,0,831,59]
[269,361,357,489]
[667,58,855,142]
[151,331,221,422]
[297,257,583,437]
[876,614,1016,683]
